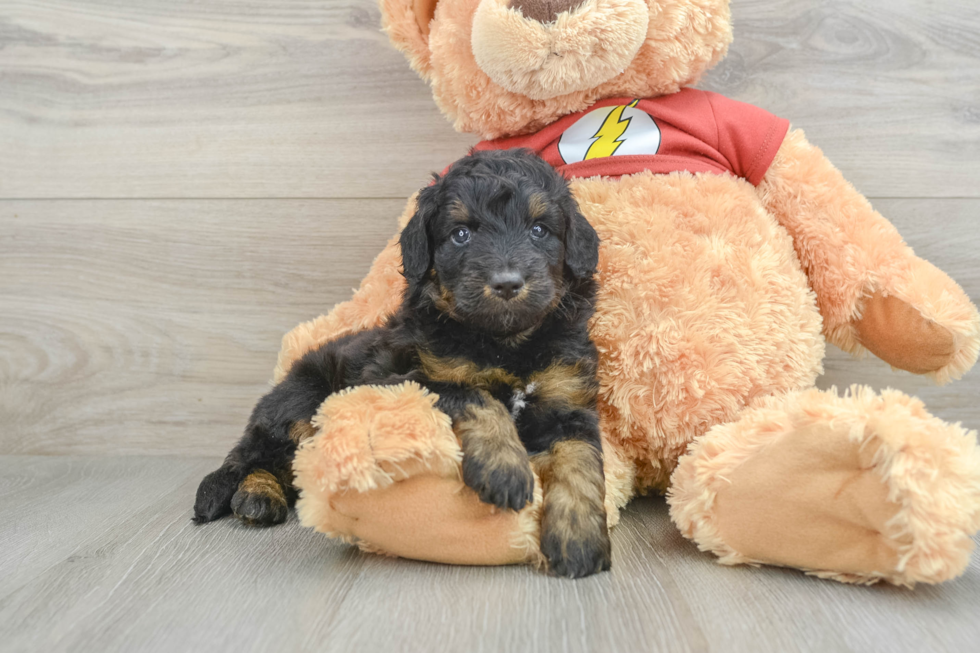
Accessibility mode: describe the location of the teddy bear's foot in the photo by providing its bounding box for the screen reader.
[293,382,544,566]
[668,386,980,586]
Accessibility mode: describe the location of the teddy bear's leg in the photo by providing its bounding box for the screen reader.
[293,382,638,568]
[271,194,418,384]
[668,386,980,586]
[293,382,546,566]
[758,130,980,383]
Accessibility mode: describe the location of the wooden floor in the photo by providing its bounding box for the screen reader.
[2,456,979,653]
[2,0,980,651]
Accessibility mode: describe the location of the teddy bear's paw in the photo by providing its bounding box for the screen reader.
[669,386,980,586]
[192,465,240,524]
[230,470,289,526]
[540,505,611,579]
[461,443,535,512]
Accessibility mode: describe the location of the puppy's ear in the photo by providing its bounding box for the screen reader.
[564,202,599,279]
[400,183,438,284]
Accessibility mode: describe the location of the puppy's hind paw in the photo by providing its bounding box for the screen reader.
[231,470,289,526]
[193,465,240,524]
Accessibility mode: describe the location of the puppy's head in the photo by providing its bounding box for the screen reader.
[400,149,598,337]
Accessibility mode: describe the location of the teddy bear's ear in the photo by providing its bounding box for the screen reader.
[381,0,439,79]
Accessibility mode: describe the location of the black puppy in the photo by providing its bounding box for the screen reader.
[193,149,610,577]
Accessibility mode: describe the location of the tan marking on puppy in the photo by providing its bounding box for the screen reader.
[513,281,531,302]
[456,390,534,511]
[419,350,520,389]
[289,420,317,444]
[233,469,289,526]
[499,324,537,348]
[275,464,295,494]
[528,193,549,219]
[534,439,610,577]
[450,199,469,222]
[528,362,598,408]
[456,395,525,462]
[434,284,457,315]
[421,272,460,318]
[239,470,286,503]
[548,269,567,306]
[534,441,605,516]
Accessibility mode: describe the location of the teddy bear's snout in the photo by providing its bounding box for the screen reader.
[471,0,650,101]
[508,0,587,24]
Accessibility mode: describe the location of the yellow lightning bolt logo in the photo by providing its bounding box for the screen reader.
[584,99,640,160]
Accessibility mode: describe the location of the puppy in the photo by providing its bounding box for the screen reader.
[193,149,610,577]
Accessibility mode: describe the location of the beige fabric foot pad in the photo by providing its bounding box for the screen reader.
[668,386,980,586]
[293,382,543,566]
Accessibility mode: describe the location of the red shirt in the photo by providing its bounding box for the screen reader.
[472,89,789,185]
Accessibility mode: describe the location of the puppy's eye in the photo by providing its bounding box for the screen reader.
[530,224,548,239]
[451,226,471,246]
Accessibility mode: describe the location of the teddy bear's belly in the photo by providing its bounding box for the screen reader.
[570,172,825,492]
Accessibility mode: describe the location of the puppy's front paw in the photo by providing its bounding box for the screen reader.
[537,439,611,578]
[230,470,289,526]
[193,465,240,524]
[540,506,611,579]
[456,398,535,511]
[461,444,535,512]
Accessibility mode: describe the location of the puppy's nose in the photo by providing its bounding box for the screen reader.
[490,271,526,300]
[508,0,586,24]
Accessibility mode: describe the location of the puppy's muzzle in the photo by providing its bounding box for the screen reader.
[489,270,526,300]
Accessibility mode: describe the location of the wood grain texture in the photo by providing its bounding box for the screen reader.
[2,0,979,649]
[705,0,980,198]
[1,455,978,653]
[2,198,978,456]
[1,0,978,199]
[0,199,403,455]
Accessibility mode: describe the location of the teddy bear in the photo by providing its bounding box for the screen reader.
[276,0,980,585]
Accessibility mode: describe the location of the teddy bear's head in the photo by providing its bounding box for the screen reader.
[382,0,732,139]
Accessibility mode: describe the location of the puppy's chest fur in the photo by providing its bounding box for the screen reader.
[419,347,596,417]
[414,310,599,433]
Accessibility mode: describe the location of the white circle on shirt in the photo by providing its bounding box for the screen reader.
[558,102,662,164]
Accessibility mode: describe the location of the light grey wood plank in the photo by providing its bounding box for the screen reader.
[0,198,402,455]
[705,0,980,199]
[630,497,980,653]
[2,199,978,456]
[316,516,707,653]
[1,0,978,199]
[1,456,978,653]
[0,0,474,199]
[0,457,216,602]
[0,456,368,653]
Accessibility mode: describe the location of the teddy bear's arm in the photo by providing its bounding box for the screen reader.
[757,129,980,383]
[271,195,417,384]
